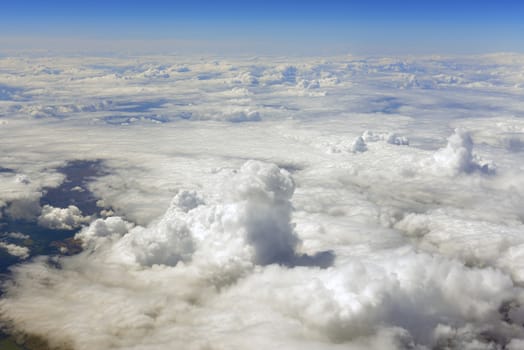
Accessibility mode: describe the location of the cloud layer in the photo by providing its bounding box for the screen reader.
[1,53,524,349]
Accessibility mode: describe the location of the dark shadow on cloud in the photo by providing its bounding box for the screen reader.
[368,96,403,114]
[502,136,524,153]
[441,101,502,113]
[87,64,136,74]
[197,72,222,80]
[178,111,193,120]
[103,115,136,125]
[261,104,300,111]
[281,66,298,84]
[274,162,304,174]
[111,99,168,113]
[289,250,336,269]
[258,249,336,269]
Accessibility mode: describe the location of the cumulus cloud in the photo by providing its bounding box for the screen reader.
[323,130,409,155]
[2,160,523,349]
[351,136,368,153]
[432,129,496,176]
[0,242,29,259]
[324,135,368,153]
[37,205,91,230]
[79,161,318,270]
[1,53,524,349]
[6,232,30,240]
[0,238,520,349]
[362,130,409,145]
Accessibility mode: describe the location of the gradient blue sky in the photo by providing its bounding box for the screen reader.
[1,0,523,55]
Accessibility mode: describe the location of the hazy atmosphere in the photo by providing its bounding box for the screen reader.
[1,1,524,350]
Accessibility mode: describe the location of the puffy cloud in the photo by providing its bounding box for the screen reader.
[0,241,519,349]
[80,161,307,270]
[1,53,524,349]
[351,136,368,153]
[323,130,409,155]
[362,130,409,145]
[432,129,496,176]
[230,71,259,86]
[7,232,30,241]
[15,174,30,184]
[37,205,91,230]
[2,160,523,349]
[0,242,29,259]
[324,136,368,153]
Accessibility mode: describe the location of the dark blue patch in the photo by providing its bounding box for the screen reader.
[197,72,221,80]
[110,99,168,113]
[178,111,192,120]
[0,167,14,173]
[0,160,109,272]
[262,104,300,111]
[143,115,170,123]
[281,66,297,84]
[368,96,403,114]
[103,115,135,125]
[41,159,108,216]
[0,84,26,101]
[86,64,136,74]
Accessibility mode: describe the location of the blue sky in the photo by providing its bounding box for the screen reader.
[1,0,523,54]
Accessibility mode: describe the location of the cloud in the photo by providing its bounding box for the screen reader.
[362,130,409,145]
[0,240,519,349]
[2,160,522,349]
[262,65,298,85]
[37,205,91,230]
[79,161,327,271]
[0,84,26,101]
[1,53,524,349]
[5,232,30,240]
[0,242,29,259]
[351,136,368,153]
[179,107,262,122]
[5,193,42,221]
[431,129,496,176]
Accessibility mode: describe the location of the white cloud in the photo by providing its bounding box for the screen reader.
[0,242,29,259]
[81,161,303,271]
[1,161,523,349]
[37,205,91,230]
[362,130,409,145]
[432,129,496,176]
[1,53,524,349]
[351,136,368,153]
[6,232,30,240]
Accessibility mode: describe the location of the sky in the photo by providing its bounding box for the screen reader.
[1,0,523,55]
[2,3,524,349]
